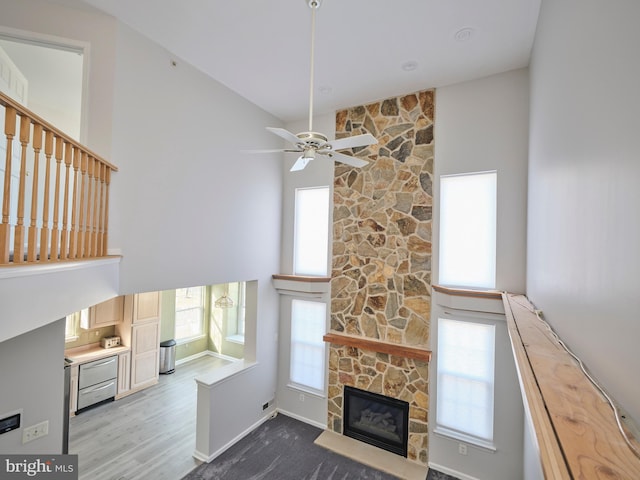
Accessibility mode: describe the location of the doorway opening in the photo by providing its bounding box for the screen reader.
[0,31,86,258]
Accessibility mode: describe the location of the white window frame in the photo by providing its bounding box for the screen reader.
[65,309,86,342]
[288,298,327,395]
[225,282,246,344]
[293,186,330,276]
[174,286,206,343]
[439,171,497,289]
[435,314,496,450]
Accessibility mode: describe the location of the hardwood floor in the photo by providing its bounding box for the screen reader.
[69,355,233,480]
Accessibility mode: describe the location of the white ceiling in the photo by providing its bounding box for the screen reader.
[58,0,541,123]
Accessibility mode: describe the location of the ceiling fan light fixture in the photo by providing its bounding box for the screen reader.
[247,0,377,171]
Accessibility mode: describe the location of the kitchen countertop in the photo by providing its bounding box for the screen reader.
[65,343,130,366]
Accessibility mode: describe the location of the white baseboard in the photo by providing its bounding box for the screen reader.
[429,462,480,480]
[191,409,327,464]
[176,349,241,366]
[193,412,275,463]
[275,408,327,430]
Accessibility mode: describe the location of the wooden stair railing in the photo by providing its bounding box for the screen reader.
[0,91,118,265]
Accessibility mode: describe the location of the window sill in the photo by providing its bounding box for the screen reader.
[433,426,496,452]
[287,383,325,399]
[433,284,505,315]
[176,334,206,345]
[225,334,245,345]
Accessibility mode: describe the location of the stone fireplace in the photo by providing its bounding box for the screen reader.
[326,89,434,465]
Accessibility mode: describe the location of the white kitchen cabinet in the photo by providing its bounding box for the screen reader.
[116,292,162,395]
[117,351,131,397]
[85,296,124,329]
[130,321,160,390]
[130,291,161,324]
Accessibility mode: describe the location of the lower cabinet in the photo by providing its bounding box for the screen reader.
[117,351,131,397]
[130,321,160,391]
[116,292,162,396]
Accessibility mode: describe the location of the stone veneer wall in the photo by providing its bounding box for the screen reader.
[328,90,434,464]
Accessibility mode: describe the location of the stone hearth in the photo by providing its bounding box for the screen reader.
[327,89,434,465]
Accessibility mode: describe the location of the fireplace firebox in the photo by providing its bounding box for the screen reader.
[343,386,409,457]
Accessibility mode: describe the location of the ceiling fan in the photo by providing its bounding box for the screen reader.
[248,0,377,172]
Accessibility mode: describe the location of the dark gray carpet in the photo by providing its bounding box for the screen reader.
[182,413,459,480]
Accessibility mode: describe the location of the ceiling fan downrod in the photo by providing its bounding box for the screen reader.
[307,0,321,133]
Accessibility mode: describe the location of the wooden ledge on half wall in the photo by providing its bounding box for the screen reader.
[272,274,331,295]
[432,284,503,300]
[323,332,431,362]
[503,293,640,479]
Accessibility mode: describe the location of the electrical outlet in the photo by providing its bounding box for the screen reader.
[458,443,467,455]
[22,420,49,444]
[299,393,305,402]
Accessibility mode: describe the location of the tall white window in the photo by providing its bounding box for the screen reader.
[436,317,496,444]
[439,171,497,288]
[224,282,245,344]
[65,309,87,342]
[290,299,326,393]
[175,287,205,341]
[294,186,330,276]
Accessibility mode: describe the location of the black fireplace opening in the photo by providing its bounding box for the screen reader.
[343,386,409,457]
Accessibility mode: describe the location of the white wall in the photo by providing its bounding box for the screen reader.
[0,260,120,343]
[527,0,640,425]
[0,0,122,340]
[276,113,333,427]
[434,68,529,294]
[106,27,284,442]
[109,23,283,295]
[0,0,284,459]
[430,69,529,480]
[0,319,66,454]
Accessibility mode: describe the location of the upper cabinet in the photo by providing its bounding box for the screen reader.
[125,291,161,324]
[85,296,125,329]
[135,291,161,324]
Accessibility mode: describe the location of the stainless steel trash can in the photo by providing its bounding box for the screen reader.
[159,339,176,374]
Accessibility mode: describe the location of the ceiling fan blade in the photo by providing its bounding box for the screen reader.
[290,155,312,172]
[325,151,369,168]
[329,133,378,151]
[241,149,300,154]
[266,127,303,146]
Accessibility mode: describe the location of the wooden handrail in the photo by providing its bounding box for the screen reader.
[0,91,118,265]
